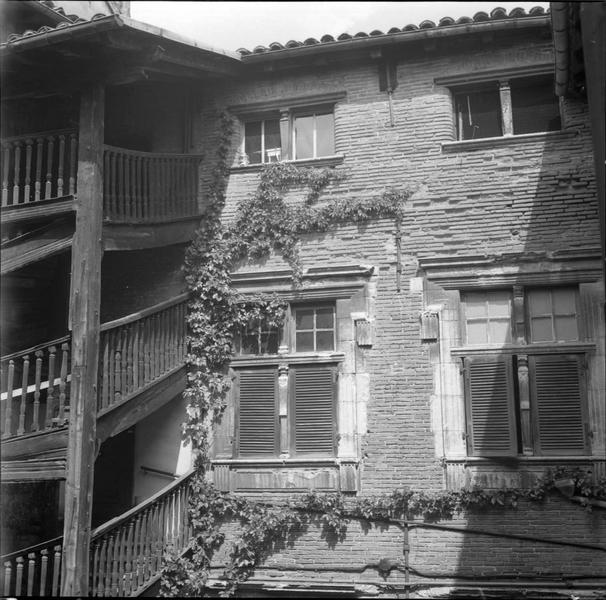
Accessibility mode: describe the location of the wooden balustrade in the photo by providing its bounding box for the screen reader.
[103,145,202,223]
[90,470,193,597]
[1,337,71,439]
[1,129,78,207]
[98,294,188,414]
[1,537,63,597]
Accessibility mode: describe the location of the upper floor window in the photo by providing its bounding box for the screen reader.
[241,105,336,165]
[453,75,561,140]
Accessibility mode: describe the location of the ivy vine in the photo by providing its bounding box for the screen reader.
[161,112,606,597]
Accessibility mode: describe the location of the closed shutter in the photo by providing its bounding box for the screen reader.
[529,354,587,456]
[237,369,278,457]
[464,356,517,456]
[292,365,336,456]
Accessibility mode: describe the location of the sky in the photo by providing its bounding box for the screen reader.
[129,2,551,53]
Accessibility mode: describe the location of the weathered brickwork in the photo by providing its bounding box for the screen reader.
[190,29,605,597]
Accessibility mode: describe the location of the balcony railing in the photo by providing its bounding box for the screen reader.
[1,337,70,439]
[1,537,63,597]
[97,294,188,414]
[103,146,202,223]
[1,129,78,208]
[90,469,193,597]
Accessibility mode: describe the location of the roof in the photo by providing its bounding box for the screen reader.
[237,6,549,57]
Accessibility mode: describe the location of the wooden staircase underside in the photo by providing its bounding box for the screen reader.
[1,366,186,481]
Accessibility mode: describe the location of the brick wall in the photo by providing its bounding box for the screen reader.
[188,33,605,595]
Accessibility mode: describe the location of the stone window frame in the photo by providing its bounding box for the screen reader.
[228,92,346,169]
[435,64,563,144]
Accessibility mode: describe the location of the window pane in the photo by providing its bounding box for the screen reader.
[466,321,488,345]
[464,293,487,318]
[244,121,262,164]
[240,332,259,355]
[316,307,334,329]
[316,330,334,351]
[488,319,511,344]
[316,113,335,156]
[554,316,578,341]
[528,289,551,317]
[487,292,511,317]
[264,119,281,161]
[511,76,561,135]
[456,88,501,140]
[530,317,553,342]
[295,308,314,331]
[296,331,314,351]
[553,288,576,315]
[260,330,279,353]
[294,115,314,159]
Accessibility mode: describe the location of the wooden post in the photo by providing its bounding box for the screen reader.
[61,83,105,597]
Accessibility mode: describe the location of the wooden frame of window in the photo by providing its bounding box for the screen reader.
[292,303,336,352]
[526,286,580,343]
[460,289,513,345]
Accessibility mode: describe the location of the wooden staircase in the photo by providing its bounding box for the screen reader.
[1,293,188,481]
[1,470,194,597]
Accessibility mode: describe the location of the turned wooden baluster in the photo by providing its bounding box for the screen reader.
[1,143,10,205]
[39,549,49,596]
[57,342,69,422]
[12,141,22,204]
[32,350,43,432]
[3,560,12,596]
[14,556,24,596]
[114,333,122,404]
[45,346,57,428]
[103,148,110,217]
[96,537,108,597]
[23,139,33,203]
[35,137,44,202]
[51,545,61,596]
[123,520,135,595]
[124,152,131,221]
[26,553,36,596]
[69,133,77,195]
[3,360,15,437]
[45,135,54,199]
[17,354,30,436]
[57,134,66,197]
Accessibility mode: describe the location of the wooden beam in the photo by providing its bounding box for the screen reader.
[60,83,105,597]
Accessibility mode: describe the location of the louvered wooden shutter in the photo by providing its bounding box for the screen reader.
[529,354,587,456]
[237,369,278,457]
[291,365,336,456]
[464,356,517,456]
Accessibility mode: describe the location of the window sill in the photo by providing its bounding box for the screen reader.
[230,154,345,173]
[450,342,595,356]
[212,457,347,467]
[231,351,345,367]
[446,456,601,464]
[441,129,579,153]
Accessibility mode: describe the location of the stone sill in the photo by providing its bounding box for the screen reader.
[446,456,602,464]
[230,154,345,173]
[231,351,345,367]
[441,129,579,153]
[211,457,354,467]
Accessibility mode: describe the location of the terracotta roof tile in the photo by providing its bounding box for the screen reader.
[237,6,549,56]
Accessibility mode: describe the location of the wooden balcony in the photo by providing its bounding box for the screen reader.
[103,146,202,224]
[0,470,194,597]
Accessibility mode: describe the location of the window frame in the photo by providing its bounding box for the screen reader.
[447,73,561,142]
[459,285,589,458]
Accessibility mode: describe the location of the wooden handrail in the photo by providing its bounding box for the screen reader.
[1,335,71,363]
[102,144,204,159]
[1,128,77,144]
[99,293,189,333]
[0,536,63,562]
[91,469,194,540]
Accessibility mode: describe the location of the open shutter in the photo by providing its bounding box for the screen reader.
[464,355,517,456]
[529,354,587,456]
[292,365,336,456]
[237,369,278,457]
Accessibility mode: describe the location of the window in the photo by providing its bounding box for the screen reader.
[460,286,588,457]
[234,303,338,458]
[241,105,336,165]
[453,75,561,140]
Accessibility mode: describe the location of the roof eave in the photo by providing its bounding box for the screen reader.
[241,15,551,63]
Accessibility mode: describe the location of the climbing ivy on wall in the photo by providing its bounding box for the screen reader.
[160,112,606,597]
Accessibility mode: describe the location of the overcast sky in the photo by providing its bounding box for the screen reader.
[130,2,551,53]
